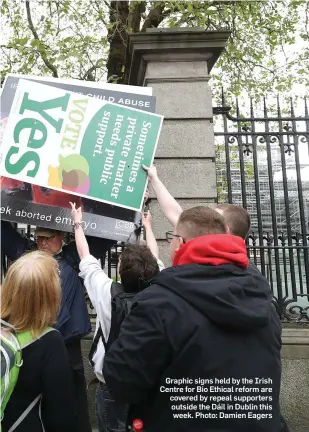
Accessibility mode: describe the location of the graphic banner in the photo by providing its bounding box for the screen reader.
[0,75,158,242]
[0,79,163,210]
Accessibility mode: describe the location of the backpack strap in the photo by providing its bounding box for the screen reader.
[0,319,16,330]
[17,327,55,349]
[88,323,106,368]
[111,281,124,297]
[88,283,123,366]
[6,329,55,431]
[8,394,42,432]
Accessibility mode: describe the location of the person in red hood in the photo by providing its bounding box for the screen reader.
[103,206,282,432]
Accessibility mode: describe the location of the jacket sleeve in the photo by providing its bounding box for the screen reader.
[41,331,78,432]
[1,220,34,261]
[103,302,171,404]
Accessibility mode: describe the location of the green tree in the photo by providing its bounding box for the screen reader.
[1,0,308,99]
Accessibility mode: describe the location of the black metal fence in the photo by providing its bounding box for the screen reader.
[214,95,309,321]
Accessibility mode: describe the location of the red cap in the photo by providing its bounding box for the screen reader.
[132,419,144,431]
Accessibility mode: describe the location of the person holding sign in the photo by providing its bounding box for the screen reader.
[140,165,289,432]
[103,206,282,432]
[70,202,163,432]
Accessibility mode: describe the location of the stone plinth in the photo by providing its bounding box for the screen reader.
[125,29,230,260]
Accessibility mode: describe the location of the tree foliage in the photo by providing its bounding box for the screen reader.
[1,0,308,99]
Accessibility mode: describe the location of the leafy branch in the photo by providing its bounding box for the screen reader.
[25,0,58,77]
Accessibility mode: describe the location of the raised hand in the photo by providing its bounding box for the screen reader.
[142,210,153,230]
[144,188,150,203]
[142,165,158,184]
[69,202,82,224]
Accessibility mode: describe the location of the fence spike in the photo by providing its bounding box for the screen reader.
[221,87,225,105]
[250,98,254,118]
[277,95,281,117]
[236,98,240,117]
[304,97,308,116]
[263,97,268,117]
[290,97,295,117]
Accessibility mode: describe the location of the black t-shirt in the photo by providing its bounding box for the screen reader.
[2,330,78,432]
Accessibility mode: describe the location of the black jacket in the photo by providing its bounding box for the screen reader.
[103,263,282,432]
[2,330,77,432]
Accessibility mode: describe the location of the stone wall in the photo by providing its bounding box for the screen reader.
[280,328,309,432]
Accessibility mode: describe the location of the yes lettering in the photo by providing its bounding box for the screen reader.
[5,91,88,178]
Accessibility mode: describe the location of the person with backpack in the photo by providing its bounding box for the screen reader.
[70,202,163,432]
[1,219,115,432]
[1,250,77,432]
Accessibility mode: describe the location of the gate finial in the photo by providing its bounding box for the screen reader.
[290,97,295,117]
[277,95,281,117]
[263,97,268,117]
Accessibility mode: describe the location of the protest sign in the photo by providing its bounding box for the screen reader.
[0,79,163,210]
[1,74,155,111]
[0,75,158,241]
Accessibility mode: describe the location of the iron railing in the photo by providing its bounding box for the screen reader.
[214,94,309,321]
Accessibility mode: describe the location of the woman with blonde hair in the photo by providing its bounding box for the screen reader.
[1,251,77,432]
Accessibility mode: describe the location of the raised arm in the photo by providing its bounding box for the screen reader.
[142,165,182,228]
[69,202,90,260]
[142,210,159,259]
[70,202,112,330]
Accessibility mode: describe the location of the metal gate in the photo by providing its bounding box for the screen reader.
[214,94,309,321]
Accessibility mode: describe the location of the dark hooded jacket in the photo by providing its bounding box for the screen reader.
[103,234,282,432]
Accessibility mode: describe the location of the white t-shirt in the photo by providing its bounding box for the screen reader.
[79,255,165,382]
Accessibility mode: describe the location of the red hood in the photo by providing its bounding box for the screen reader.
[173,234,249,268]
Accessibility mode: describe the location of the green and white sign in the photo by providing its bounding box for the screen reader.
[0,79,163,211]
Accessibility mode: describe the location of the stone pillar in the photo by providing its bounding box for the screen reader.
[125,29,230,264]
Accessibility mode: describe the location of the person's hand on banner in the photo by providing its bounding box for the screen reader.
[142,210,153,230]
[141,210,159,259]
[70,202,82,224]
[142,165,158,184]
[144,188,150,203]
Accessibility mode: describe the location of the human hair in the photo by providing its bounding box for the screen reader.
[119,244,159,293]
[216,204,251,240]
[177,206,228,240]
[1,251,61,338]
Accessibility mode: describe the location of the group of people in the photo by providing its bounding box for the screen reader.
[1,165,288,432]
